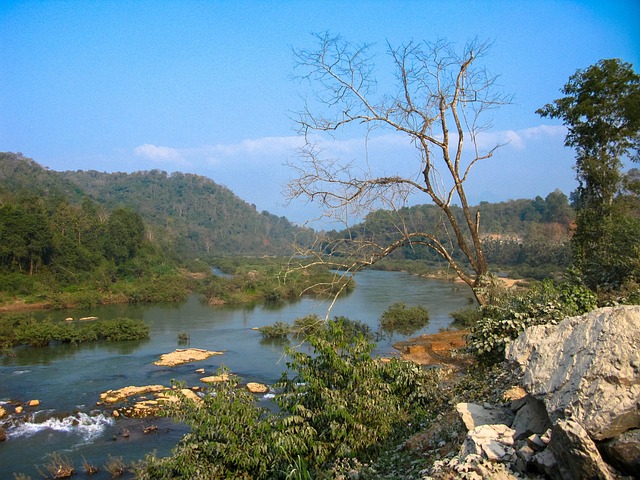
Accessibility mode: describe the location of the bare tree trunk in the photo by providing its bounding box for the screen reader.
[287,35,510,305]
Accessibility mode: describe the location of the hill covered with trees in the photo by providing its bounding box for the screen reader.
[0,152,313,261]
[323,189,575,279]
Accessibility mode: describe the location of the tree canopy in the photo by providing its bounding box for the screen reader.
[538,59,640,290]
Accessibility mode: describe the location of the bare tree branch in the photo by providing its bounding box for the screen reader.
[288,35,511,304]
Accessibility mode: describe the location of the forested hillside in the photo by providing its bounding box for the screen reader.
[326,190,575,278]
[0,152,313,259]
[1,151,580,286]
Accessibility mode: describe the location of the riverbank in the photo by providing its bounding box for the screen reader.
[393,329,471,369]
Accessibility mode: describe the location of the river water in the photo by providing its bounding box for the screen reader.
[0,270,472,478]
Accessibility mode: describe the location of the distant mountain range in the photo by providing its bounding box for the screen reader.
[0,152,314,258]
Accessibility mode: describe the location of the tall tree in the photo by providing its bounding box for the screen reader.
[287,35,510,304]
[537,59,640,289]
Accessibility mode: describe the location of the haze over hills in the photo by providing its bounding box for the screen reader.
[0,152,314,258]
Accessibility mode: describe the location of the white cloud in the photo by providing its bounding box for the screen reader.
[133,144,187,164]
[488,124,567,150]
[201,136,305,164]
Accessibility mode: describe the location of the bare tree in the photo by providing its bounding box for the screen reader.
[286,34,510,305]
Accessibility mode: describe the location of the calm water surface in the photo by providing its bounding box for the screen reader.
[0,270,472,478]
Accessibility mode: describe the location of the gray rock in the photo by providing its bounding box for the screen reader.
[515,443,536,472]
[455,402,514,431]
[460,423,515,462]
[599,428,640,477]
[548,419,617,480]
[527,433,547,452]
[532,448,559,478]
[510,395,552,440]
[506,306,640,441]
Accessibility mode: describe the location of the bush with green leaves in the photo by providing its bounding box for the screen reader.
[4,316,150,349]
[449,306,483,328]
[379,302,430,335]
[139,319,446,479]
[258,321,291,340]
[291,314,325,337]
[467,280,597,364]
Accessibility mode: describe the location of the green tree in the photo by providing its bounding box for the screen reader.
[103,207,145,265]
[0,199,53,274]
[537,59,640,289]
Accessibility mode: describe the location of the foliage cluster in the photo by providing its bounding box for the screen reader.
[259,314,374,342]
[139,320,446,479]
[202,261,354,306]
[466,280,597,364]
[0,314,149,349]
[538,59,640,291]
[379,302,430,335]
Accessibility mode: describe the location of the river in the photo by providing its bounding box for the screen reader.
[0,270,472,478]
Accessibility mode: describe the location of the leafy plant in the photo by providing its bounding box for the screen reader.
[467,280,597,364]
[258,321,291,340]
[139,320,445,478]
[379,302,430,335]
[177,331,190,345]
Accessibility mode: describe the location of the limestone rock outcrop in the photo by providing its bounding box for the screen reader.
[506,305,640,441]
[448,306,640,479]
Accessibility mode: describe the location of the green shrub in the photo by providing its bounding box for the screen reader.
[177,331,190,345]
[140,371,280,479]
[6,316,150,349]
[139,320,445,479]
[379,302,430,335]
[449,306,482,328]
[95,317,150,341]
[258,321,291,340]
[291,314,326,337]
[467,280,597,364]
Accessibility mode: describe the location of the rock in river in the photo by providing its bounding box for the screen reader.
[153,348,223,367]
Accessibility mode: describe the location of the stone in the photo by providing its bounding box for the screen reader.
[506,305,640,440]
[200,374,230,383]
[28,399,40,407]
[526,433,547,452]
[510,396,552,440]
[15,406,22,414]
[515,443,535,471]
[460,424,516,462]
[548,419,617,480]
[599,428,640,477]
[157,389,202,404]
[246,382,269,394]
[112,410,120,418]
[100,385,166,403]
[0,406,6,418]
[153,348,223,367]
[531,448,559,478]
[456,402,514,431]
[0,427,6,442]
[195,368,205,374]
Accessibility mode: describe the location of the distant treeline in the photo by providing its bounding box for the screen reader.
[324,189,575,278]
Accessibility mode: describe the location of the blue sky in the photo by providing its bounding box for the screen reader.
[1,1,639,226]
